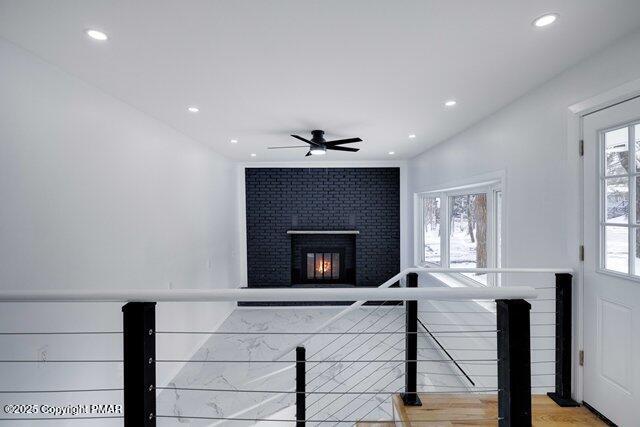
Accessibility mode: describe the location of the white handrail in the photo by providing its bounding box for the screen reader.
[0,286,537,303]
[402,267,573,273]
[0,267,570,302]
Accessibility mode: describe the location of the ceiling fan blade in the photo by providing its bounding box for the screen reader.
[291,134,319,146]
[305,151,312,157]
[326,137,362,146]
[327,146,360,152]
[268,145,309,149]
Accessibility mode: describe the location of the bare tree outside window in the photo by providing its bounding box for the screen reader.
[450,194,487,283]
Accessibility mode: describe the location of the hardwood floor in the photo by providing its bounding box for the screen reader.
[356,394,607,426]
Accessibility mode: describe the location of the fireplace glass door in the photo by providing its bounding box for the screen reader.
[306,252,340,280]
[292,238,353,285]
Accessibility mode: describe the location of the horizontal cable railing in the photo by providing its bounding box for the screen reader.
[0,267,575,425]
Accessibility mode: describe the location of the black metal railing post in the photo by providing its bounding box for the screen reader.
[401,272,422,406]
[296,346,306,427]
[548,273,579,407]
[497,299,532,427]
[122,302,156,427]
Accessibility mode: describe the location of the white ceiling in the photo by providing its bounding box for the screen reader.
[1,1,640,161]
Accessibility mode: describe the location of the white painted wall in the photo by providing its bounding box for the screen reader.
[408,28,640,274]
[0,38,241,423]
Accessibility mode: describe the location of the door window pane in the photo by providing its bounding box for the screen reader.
[604,226,628,273]
[635,124,640,171]
[450,194,487,284]
[598,124,640,277]
[636,177,640,225]
[423,197,441,264]
[605,177,629,223]
[634,228,640,277]
[604,127,628,176]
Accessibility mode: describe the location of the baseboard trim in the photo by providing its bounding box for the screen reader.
[582,401,617,426]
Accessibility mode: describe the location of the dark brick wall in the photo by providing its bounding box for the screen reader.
[245,168,400,287]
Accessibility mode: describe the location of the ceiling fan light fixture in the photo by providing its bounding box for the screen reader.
[310,147,327,155]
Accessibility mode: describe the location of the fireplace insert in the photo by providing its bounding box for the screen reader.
[291,234,356,285]
[302,248,345,282]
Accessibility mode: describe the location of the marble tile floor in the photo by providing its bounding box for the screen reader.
[156,305,473,426]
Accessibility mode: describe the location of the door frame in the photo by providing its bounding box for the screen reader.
[568,77,640,403]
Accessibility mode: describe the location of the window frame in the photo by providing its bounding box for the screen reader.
[415,180,503,287]
[598,120,640,279]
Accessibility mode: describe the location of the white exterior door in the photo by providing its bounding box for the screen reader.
[583,96,640,426]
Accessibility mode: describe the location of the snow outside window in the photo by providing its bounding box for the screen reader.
[417,182,502,286]
[600,122,640,277]
[422,196,441,265]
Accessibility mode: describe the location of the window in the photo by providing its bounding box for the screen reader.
[416,182,503,286]
[422,196,441,264]
[599,122,640,276]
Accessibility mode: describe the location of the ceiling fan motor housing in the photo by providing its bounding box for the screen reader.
[311,130,326,144]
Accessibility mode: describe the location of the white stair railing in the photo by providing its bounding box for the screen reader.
[0,267,573,426]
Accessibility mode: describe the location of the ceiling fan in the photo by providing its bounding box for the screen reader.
[268,130,361,156]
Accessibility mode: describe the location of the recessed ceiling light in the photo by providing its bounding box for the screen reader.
[533,13,558,27]
[444,100,457,107]
[230,139,238,144]
[187,106,199,113]
[388,151,395,155]
[85,29,108,41]
[408,134,416,139]
[250,153,257,157]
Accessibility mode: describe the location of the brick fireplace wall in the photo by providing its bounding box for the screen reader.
[245,167,400,287]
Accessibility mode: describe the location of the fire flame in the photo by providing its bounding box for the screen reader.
[316,259,332,275]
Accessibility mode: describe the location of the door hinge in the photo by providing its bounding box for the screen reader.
[579,245,584,261]
[579,139,584,156]
[579,350,584,366]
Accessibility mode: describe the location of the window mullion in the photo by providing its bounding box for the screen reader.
[442,193,450,268]
[418,195,425,265]
[630,226,635,276]
[599,128,606,271]
[487,190,495,287]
